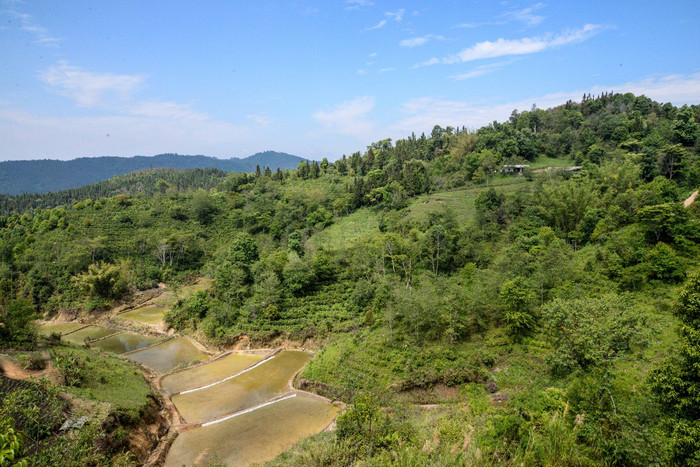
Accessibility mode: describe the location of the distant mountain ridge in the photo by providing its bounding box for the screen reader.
[0,151,307,195]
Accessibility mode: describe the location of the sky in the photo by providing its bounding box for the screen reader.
[1,1,699,162]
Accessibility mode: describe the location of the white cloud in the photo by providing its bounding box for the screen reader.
[455,3,545,29]
[247,114,275,125]
[0,104,253,160]
[454,21,506,29]
[449,60,515,80]
[129,101,207,120]
[312,96,375,137]
[42,61,143,108]
[345,0,374,11]
[379,68,395,73]
[4,61,268,159]
[4,9,61,46]
[364,9,404,31]
[441,24,608,64]
[401,36,429,47]
[413,57,440,68]
[400,34,446,48]
[503,3,546,27]
[365,19,387,31]
[387,9,405,22]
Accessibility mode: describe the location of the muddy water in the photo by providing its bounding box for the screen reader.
[127,337,210,373]
[160,353,264,394]
[117,305,166,326]
[171,350,310,423]
[164,393,338,467]
[61,326,118,345]
[38,323,85,336]
[93,333,163,354]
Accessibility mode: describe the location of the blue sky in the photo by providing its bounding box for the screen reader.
[1,0,699,161]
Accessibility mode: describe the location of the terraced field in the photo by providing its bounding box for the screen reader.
[39,280,338,466]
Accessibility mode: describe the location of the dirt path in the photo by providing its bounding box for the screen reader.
[0,349,59,383]
[684,190,698,208]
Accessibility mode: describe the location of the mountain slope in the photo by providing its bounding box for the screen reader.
[0,151,306,194]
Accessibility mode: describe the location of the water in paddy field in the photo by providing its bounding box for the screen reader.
[117,305,166,326]
[171,350,310,424]
[93,332,163,354]
[160,353,264,394]
[61,326,118,345]
[127,337,210,373]
[38,323,86,336]
[164,393,338,467]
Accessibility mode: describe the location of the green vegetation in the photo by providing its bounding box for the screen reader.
[0,151,305,197]
[49,345,152,411]
[0,92,698,465]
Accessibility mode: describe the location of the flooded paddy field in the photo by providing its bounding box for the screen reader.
[93,332,163,354]
[164,393,338,467]
[38,322,86,336]
[127,337,210,373]
[117,305,166,326]
[160,352,264,394]
[61,325,118,345]
[171,350,310,423]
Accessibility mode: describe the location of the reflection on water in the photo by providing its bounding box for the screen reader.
[127,337,210,373]
[161,353,264,394]
[61,326,118,345]
[93,333,162,354]
[38,323,85,336]
[164,393,337,467]
[172,350,310,423]
[117,305,166,326]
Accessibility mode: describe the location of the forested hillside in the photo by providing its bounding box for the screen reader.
[1,92,699,465]
[0,150,306,195]
[0,167,229,215]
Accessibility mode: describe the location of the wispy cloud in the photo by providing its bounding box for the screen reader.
[4,9,61,46]
[364,9,405,31]
[312,96,375,137]
[449,60,517,80]
[129,101,207,120]
[455,2,546,29]
[503,3,546,27]
[400,34,446,48]
[42,61,143,108]
[345,0,374,11]
[419,24,609,67]
[247,114,275,125]
[454,21,506,29]
[413,57,440,68]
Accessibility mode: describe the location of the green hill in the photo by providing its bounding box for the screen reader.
[1,92,699,466]
[0,150,307,195]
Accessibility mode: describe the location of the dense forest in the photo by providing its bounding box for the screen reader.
[1,92,699,466]
[0,150,305,195]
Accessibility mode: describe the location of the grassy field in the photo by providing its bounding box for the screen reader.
[307,207,380,252]
[309,179,534,252]
[49,344,153,411]
[405,179,534,226]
